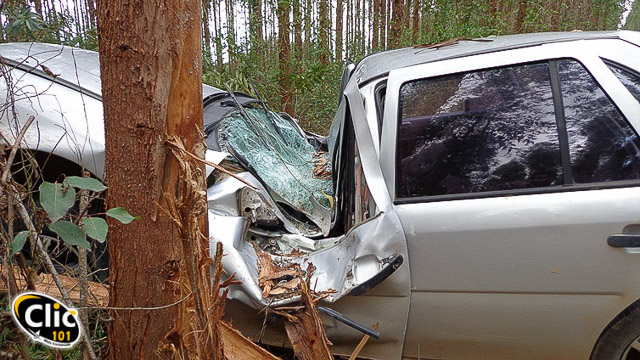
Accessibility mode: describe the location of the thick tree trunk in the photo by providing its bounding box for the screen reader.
[97,0,218,359]
[278,0,294,115]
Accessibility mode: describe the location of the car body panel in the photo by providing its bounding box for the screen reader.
[375,34,640,358]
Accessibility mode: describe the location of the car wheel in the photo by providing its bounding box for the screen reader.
[592,302,640,360]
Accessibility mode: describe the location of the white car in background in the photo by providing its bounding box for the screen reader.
[3,30,640,359]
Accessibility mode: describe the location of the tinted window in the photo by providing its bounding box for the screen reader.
[606,62,640,102]
[558,60,640,183]
[397,62,562,198]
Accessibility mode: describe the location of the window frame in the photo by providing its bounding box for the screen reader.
[378,40,640,204]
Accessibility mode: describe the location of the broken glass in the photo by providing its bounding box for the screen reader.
[216,107,333,234]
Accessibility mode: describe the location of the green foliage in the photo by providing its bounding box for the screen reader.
[48,220,91,250]
[4,6,46,38]
[10,231,29,256]
[38,182,76,223]
[34,178,132,252]
[81,217,108,243]
[65,176,108,192]
[106,207,136,224]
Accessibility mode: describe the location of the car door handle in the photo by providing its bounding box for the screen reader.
[607,234,640,248]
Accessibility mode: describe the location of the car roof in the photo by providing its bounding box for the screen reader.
[353,31,635,86]
[0,42,223,98]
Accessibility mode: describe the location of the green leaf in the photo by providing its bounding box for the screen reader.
[65,176,107,192]
[106,207,136,224]
[49,221,90,250]
[39,182,76,223]
[82,217,108,243]
[11,231,29,256]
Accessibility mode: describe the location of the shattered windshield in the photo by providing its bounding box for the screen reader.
[216,107,333,234]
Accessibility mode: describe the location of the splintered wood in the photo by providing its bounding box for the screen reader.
[313,151,332,180]
[254,244,334,360]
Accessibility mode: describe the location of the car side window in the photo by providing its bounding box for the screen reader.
[605,62,640,102]
[396,62,562,198]
[558,60,640,183]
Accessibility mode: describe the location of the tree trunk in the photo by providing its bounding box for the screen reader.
[226,0,236,66]
[249,0,263,43]
[97,0,219,359]
[202,0,212,63]
[293,0,303,62]
[212,0,223,69]
[412,0,419,42]
[336,0,343,61]
[514,0,528,33]
[304,0,311,49]
[372,0,379,50]
[390,0,403,48]
[319,0,329,64]
[278,0,294,115]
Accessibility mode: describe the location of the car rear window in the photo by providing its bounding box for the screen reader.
[559,60,640,183]
[397,62,562,198]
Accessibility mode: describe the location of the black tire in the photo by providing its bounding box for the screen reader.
[592,302,640,360]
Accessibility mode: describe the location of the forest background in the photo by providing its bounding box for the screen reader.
[1,0,639,134]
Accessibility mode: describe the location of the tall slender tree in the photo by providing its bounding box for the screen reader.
[293,0,303,61]
[373,0,380,50]
[319,0,329,64]
[514,0,528,33]
[390,0,403,47]
[336,0,343,61]
[412,0,419,42]
[278,0,294,115]
[202,0,212,62]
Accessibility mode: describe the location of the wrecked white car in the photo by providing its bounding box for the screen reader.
[4,30,640,359]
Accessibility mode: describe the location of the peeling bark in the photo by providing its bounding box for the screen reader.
[97,0,216,358]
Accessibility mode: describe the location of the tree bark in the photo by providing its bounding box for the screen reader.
[278,0,294,115]
[390,0,403,48]
[97,0,218,358]
[412,0,419,42]
[293,0,303,62]
[514,0,528,33]
[372,0,379,50]
[202,0,212,62]
[249,0,263,43]
[336,0,343,61]
[226,0,236,66]
[319,0,329,64]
